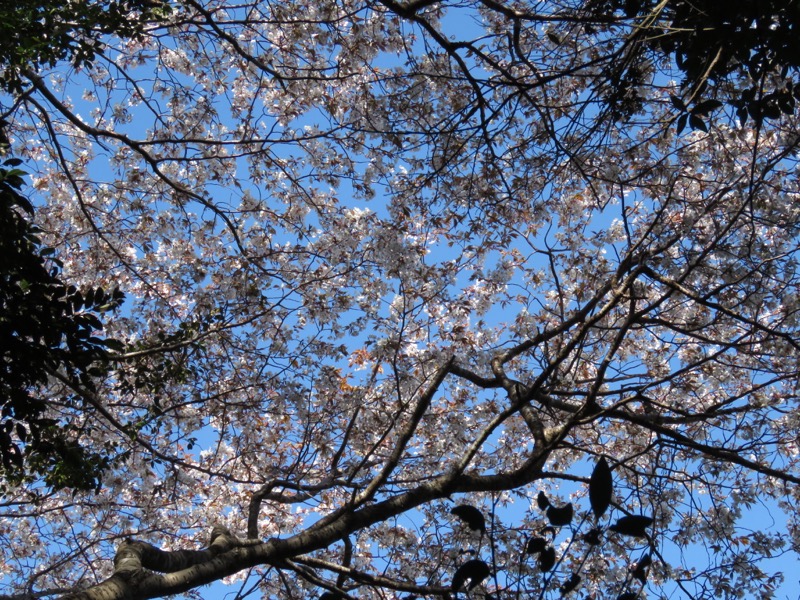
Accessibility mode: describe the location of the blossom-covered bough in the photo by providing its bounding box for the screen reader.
[1,0,799,599]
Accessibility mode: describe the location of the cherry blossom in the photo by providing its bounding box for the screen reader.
[1,1,800,599]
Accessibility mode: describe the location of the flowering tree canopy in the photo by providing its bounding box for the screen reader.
[2,1,800,599]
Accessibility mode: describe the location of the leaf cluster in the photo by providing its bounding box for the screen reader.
[450,459,654,599]
[0,130,124,492]
[658,0,800,119]
[0,0,171,93]
[588,0,800,126]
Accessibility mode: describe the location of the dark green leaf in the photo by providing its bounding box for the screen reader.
[609,515,653,538]
[451,504,486,533]
[13,193,34,214]
[83,314,103,331]
[589,457,612,519]
[451,559,490,592]
[4,168,27,179]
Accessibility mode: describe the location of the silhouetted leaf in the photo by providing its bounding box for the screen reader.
[689,114,707,132]
[451,559,490,592]
[547,502,573,527]
[623,0,640,17]
[609,515,653,538]
[692,99,722,116]
[538,547,556,572]
[767,104,783,120]
[546,32,561,45]
[100,338,125,352]
[560,573,581,595]
[451,504,486,533]
[676,113,688,134]
[669,95,687,112]
[737,105,748,126]
[589,457,612,519]
[526,536,547,554]
[632,553,652,584]
[15,423,26,443]
[582,527,602,546]
[537,490,550,510]
[616,593,638,600]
